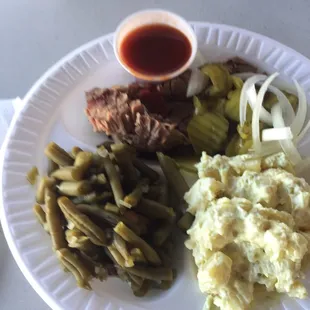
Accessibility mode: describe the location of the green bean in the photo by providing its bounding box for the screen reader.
[109,153,118,166]
[75,204,121,225]
[74,151,93,171]
[132,280,150,297]
[75,204,142,235]
[33,204,49,233]
[47,158,59,176]
[90,154,106,172]
[72,191,112,204]
[71,146,83,159]
[45,188,67,251]
[97,147,124,207]
[156,247,173,268]
[90,173,107,185]
[130,248,147,264]
[127,273,145,295]
[97,140,113,151]
[157,153,189,202]
[145,185,162,200]
[103,203,119,214]
[27,166,38,185]
[136,198,175,222]
[48,159,59,176]
[95,266,108,281]
[111,143,138,186]
[159,183,169,206]
[177,212,195,232]
[125,266,173,281]
[107,245,126,267]
[133,158,159,183]
[153,223,172,247]
[111,143,135,156]
[79,247,111,270]
[76,251,96,277]
[122,210,149,234]
[129,279,141,292]
[44,142,74,167]
[51,166,84,181]
[114,222,161,266]
[113,232,134,267]
[122,179,149,208]
[97,173,107,184]
[36,177,56,204]
[159,280,173,290]
[58,181,92,196]
[108,244,133,268]
[128,273,144,286]
[85,191,112,203]
[65,229,98,253]
[56,248,92,290]
[58,197,108,246]
[173,156,198,174]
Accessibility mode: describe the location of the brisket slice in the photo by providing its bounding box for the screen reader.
[85,88,190,151]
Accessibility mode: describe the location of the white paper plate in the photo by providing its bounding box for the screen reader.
[2,21,310,310]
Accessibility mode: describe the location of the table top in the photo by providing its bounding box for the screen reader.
[1,0,310,309]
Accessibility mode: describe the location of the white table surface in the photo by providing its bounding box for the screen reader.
[1,0,310,309]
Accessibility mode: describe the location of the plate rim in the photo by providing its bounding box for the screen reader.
[2,21,310,310]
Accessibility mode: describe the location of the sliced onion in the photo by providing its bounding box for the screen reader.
[239,73,295,126]
[239,73,309,166]
[262,127,293,141]
[252,73,279,154]
[259,141,281,156]
[186,69,208,97]
[233,72,258,80]
[246,84,257,108]
[296,119,310,145]
[290,80,307,136]
[271,103,302,165]
[267,85,295,125]
[246,84,273,125]
[190,50,207,69]
[239,74,267,125]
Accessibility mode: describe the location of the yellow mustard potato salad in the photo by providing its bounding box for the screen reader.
[185,152,310,310]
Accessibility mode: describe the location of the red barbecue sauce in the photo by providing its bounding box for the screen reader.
[119,24,191,76]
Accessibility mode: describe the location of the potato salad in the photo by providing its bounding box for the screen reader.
[185,152,310,310]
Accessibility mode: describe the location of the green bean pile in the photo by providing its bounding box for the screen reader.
[189,63,298,156]
[30,142,187,296]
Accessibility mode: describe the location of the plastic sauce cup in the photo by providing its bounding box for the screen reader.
[113,9,198,82]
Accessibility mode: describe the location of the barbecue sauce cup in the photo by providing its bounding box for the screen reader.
[114,9,198,82]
